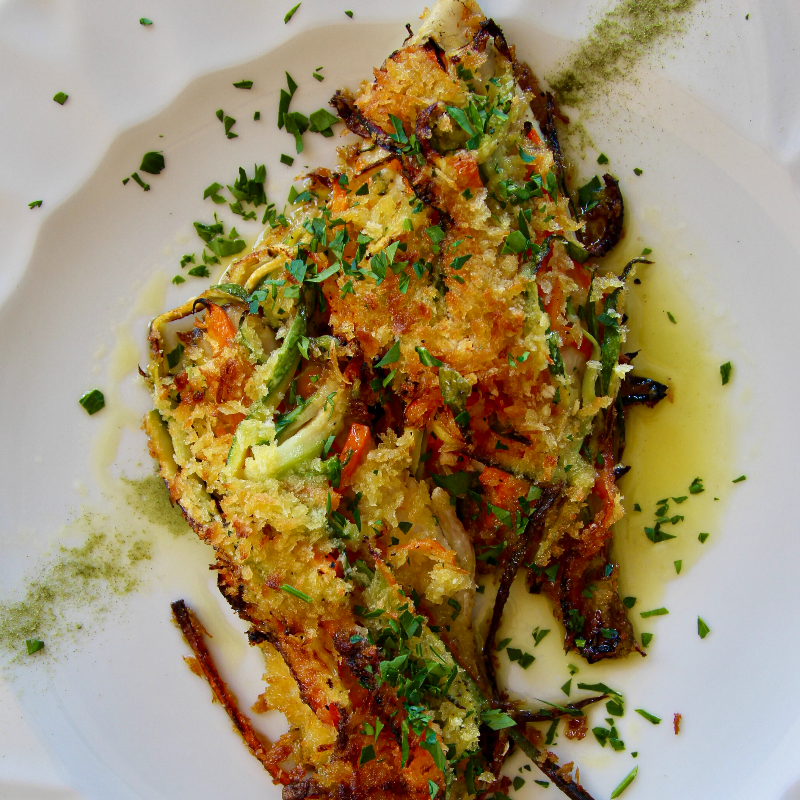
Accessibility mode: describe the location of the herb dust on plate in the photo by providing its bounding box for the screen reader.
[547,0,702,111]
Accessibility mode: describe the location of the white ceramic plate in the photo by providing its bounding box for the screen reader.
[2,1,800,799]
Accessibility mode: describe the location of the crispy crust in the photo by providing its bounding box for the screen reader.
[142,2,663,798]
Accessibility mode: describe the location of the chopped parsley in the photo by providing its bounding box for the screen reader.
[233,79,253,89]
[697,617,710,639]
[345,9,353,17]
[139,17,153,25]
[130,172,150,191]
[375,340,401,368]
[359,744,375,765]
[532,627,550,647]
[203,182,225,204]
[480,709,516,730]
[253,111,261,120]
[309,108,339,137]
[640,607,668,618]
[166,344,184,369]
[431,471,472,498]
[416,346,443,368]
[281,583,312,603]
[698,532,710,544]
[606,698,624,716]
[635,708,661,724]
[506,647,534,668]
[633,167,643,176]
[280,153,294,166]
[641,632,653,647]
[732,475,746,483]
[597,152,609,164]
[610,766,638,798]
[79,388,105,415]
[139,151,165,175]
[667,311,676,323]
[720,361,732,384]
[560,679,571,696]
[284,3,301,23]
[622,596,636,609]
[674,560,682,574]
[53,92,68,105]
[28,200,43,209]
[25,639,45,655]
[593,720,625,751]
[689,477,704,494]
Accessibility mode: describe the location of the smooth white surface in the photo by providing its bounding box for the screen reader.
[1,1,799,798]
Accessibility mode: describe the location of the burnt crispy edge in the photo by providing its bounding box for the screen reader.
[170,599,289,784]
[481,486,560,694]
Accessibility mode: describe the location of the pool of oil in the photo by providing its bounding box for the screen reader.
[483,221,736,704]
[610,234,735,620]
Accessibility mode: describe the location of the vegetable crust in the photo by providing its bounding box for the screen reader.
[144,2,663,797]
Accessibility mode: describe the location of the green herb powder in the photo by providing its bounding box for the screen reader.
[548,0,702,110]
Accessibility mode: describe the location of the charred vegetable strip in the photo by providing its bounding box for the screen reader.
[170,600,290,783]
[141,2,670,797]
[482,486,560,691]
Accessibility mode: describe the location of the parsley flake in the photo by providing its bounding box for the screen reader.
[640,607,668,618]
[635,708,661,724]
[697,617,710,638]
[281,583,312,603]
[610,766,638,798]
[233,79,253,89]
[359,744,375,765]
[416,346,443,368]
[139,151,165,175]
[28,200,43,209]
[480,709,516,730]
[53,92,68,105]
[139,17,153,26]
[25,639,45,655]
[79,388,105,415]
[375,340,401,368]
[130,172,150,191]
